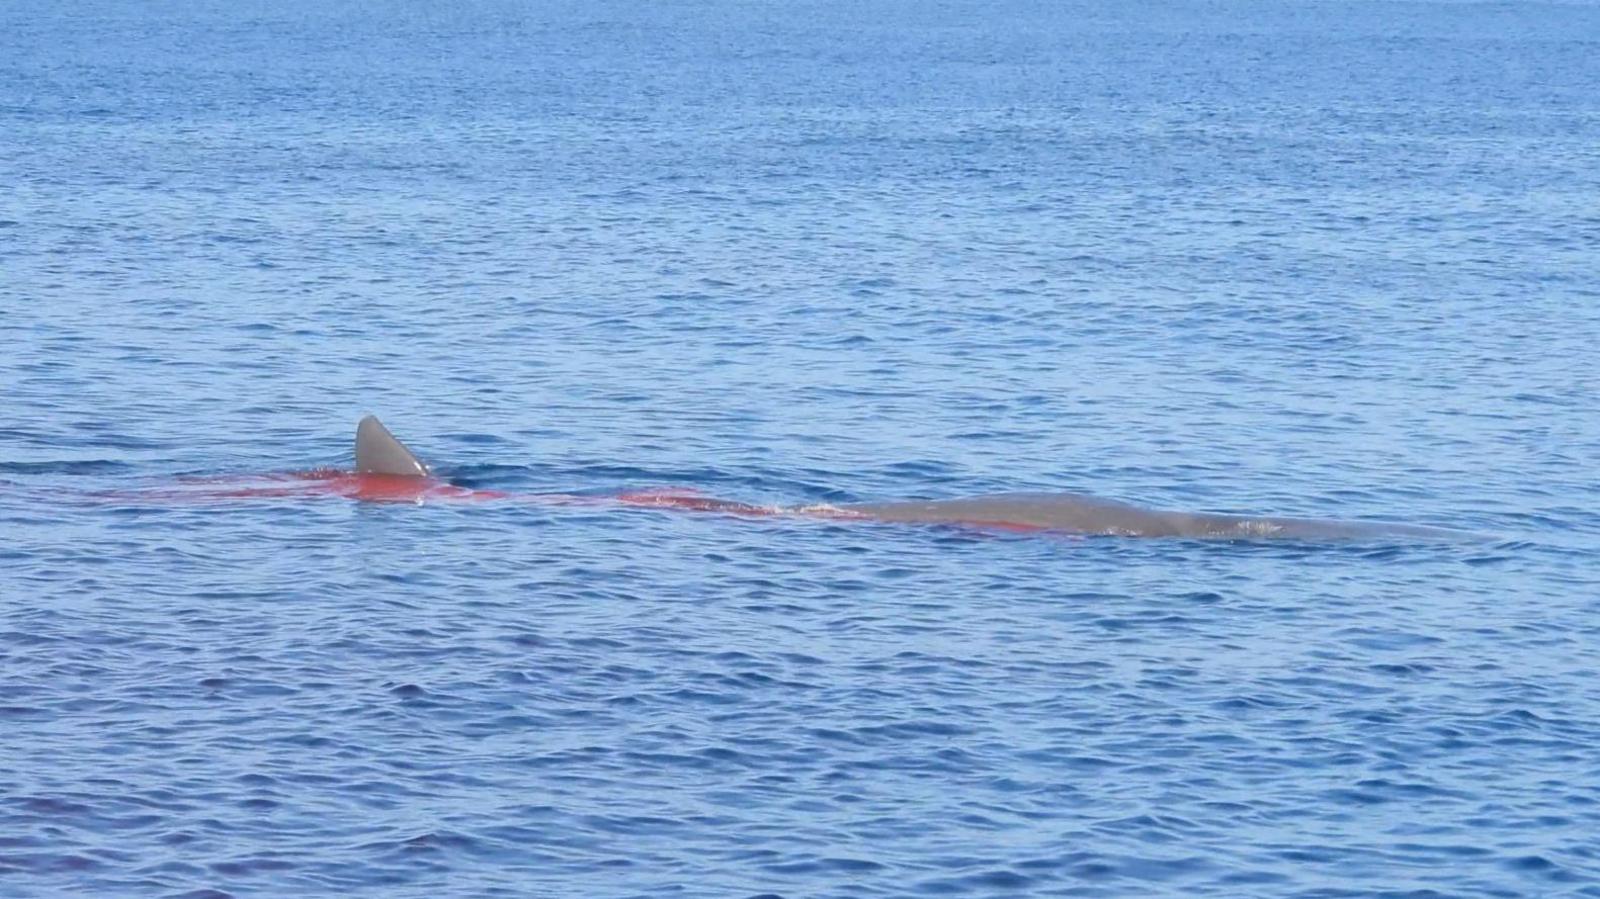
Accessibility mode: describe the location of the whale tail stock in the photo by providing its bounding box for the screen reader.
[354,415,430,477]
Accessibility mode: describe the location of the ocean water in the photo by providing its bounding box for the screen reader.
[4,1,1600,895]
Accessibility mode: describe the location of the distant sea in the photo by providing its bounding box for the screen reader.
[3,2,1599,896]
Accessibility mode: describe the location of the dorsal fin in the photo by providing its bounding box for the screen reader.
[355,415,430,477]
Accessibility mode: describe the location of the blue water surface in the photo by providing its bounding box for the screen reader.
[4,1,1600,896]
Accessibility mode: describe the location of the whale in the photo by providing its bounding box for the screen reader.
[344,415,1467,541]
[840,493,1463,540]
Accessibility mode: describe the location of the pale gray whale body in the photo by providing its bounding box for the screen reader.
[844,492,1464,540]
[353,415,1467,541]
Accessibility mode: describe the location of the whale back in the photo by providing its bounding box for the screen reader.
[355,415,429,477]
[845,492,1470,540]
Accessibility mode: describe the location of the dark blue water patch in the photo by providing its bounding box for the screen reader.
[0,460,134,475]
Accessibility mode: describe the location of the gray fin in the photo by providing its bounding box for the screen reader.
[354,415,430,477]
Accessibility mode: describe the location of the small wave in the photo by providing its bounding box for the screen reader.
[0,460,133,476]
